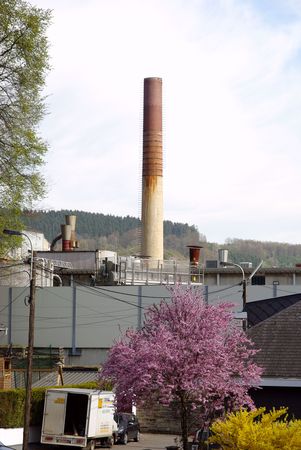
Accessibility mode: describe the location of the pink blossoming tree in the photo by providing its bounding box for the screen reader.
[100,286,262,449]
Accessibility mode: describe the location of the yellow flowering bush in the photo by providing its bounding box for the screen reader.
[208,407,301,449]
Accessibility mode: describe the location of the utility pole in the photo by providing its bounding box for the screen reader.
[242,279,247,331]
[23,251,36,450]
[242,278,247,311]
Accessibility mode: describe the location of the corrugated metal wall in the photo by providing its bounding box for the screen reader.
[0,284,298,352]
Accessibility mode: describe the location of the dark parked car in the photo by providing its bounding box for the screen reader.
[114,413,140,444]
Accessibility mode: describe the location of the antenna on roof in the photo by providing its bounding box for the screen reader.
[248,260,264,282]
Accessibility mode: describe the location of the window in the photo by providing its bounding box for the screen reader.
[251,275,265,285]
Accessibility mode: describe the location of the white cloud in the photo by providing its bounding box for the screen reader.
[33,0,301,243]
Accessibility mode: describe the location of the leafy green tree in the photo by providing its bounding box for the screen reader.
[0,0,51,254]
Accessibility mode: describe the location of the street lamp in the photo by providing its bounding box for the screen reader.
[3,229,36,450]
[3,229,33,279]
[219,249,263,312]
[220,261,247,309]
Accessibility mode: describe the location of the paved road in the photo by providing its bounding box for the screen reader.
[13,434,179,450]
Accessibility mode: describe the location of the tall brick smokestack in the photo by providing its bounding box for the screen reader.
[141,77,163,261]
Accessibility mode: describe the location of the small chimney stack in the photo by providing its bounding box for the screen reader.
[187,245,203,283]
[187,245,202,267]
[50,214,78,251]
[61,224,72,252]
[65,215,77,249]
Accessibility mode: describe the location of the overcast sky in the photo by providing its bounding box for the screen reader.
[32,0,301,245]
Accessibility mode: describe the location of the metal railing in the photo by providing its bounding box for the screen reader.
[118,258,204,286]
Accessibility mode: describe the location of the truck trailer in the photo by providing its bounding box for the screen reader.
[41,388,117,449]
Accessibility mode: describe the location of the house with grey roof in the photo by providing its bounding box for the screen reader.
[247,296,301,418]
[32,366,99,388]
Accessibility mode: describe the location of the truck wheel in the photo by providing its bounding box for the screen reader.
[87,440,95,450]
[107,436,114,448]
[121,433,128,445]
[134,431,140,442]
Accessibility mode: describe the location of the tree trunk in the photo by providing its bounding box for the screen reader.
[179,394,188,450]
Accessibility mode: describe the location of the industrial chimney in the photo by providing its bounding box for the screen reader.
[187,245,203,283]
[61,224,72,252]
[65,215,77,249]
[141,77,164,261]
[50,214,78,252]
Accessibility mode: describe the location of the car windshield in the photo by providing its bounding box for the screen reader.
[114,413,128,425]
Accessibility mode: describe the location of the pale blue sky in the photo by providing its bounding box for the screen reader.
[33,0,301,244]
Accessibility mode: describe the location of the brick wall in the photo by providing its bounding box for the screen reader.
[137,403,181,434]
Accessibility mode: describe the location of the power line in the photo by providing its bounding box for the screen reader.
[0,269,30,279]
[28,263,238,300]
[260,284,301,296]
[0,262,26,270]
[209,289,242,302]
[42,286,139,317]
[38,265,171,299]
[16,313,138,331]
[74,281,146,310]
[89,283,171,299]
[45,277,240,309]
[0,285,30,313]
[207,283,241,295]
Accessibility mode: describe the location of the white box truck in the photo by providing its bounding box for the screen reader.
[41,388,117,449]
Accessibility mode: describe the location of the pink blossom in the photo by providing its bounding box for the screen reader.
[100,286,262,448]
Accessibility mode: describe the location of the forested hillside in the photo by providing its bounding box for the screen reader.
[221,238,301,268]
[21,210,301,266]
[21,210,201,259]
